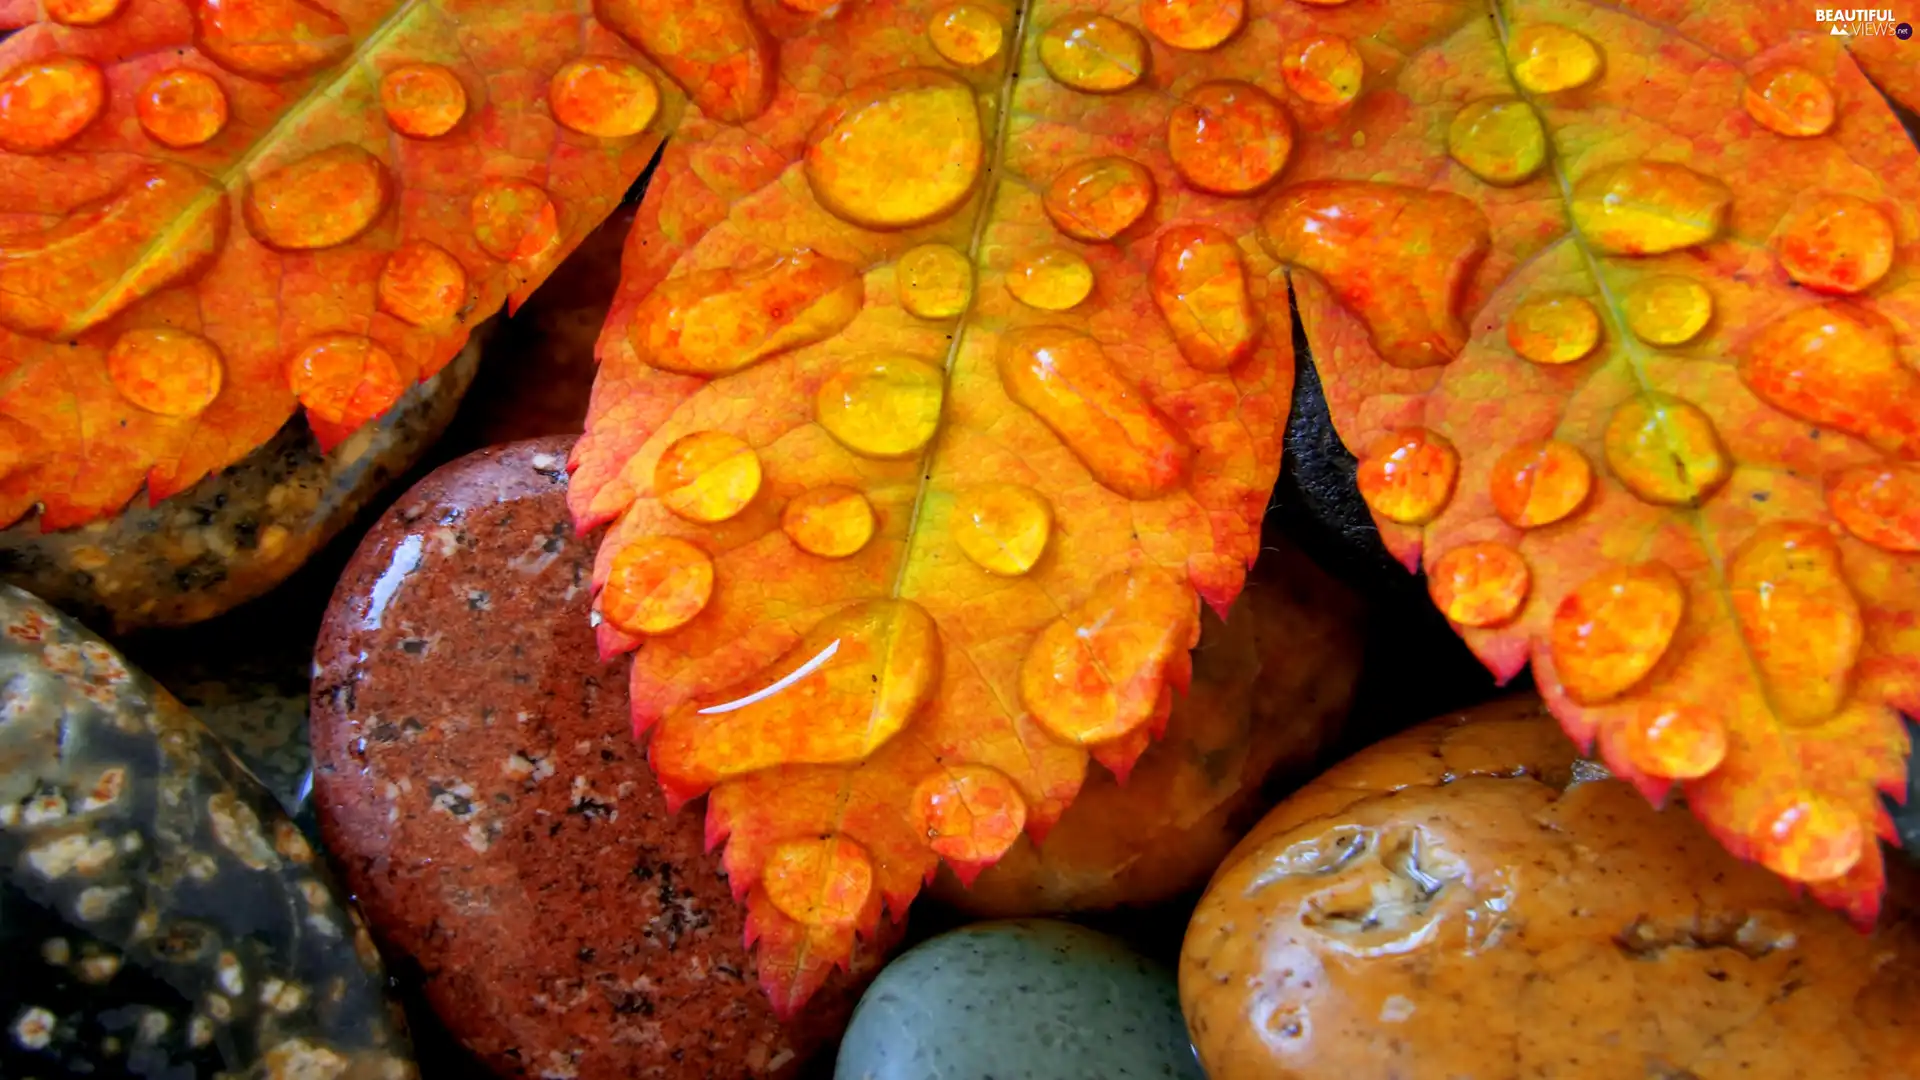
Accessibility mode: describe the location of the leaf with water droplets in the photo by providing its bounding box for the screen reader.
[571,0,1293,1014]
[0,0,691,528]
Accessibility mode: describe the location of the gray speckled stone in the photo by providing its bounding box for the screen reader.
[0,585,413,1079]
[835,920,1204,1080]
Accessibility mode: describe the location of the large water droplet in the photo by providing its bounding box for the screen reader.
[1828,464,1920,553]
[1151,224,1258,372]
[805,69,983,231]
[1356,427,1458,525]
[1570,161,1731,255]
[1507,23,1601,93]
[286,334,404,429]
[655,430,761,523]
[379,63,467,139]
[1141,0,1243,50]
[470,179,560,263]
[1282,34,1362,106]
[1620,701,1725,780]
[244,145,390,251]
[602,536,714,636]
[1603,394,1730,507]
[1550,562,1685,705]
[377,240,469,326]
[1740,303,1920,458]
[1622,275,1713,346]
[631,250,863,376]
[1730,523,1862,726]
[913,765,1027,879]
[1429,542,1530,628]
[1447,98,1546,186]
[1007,248,1093,311]
[1043,156,1155,242]
[1021,566,1196,745]
[1756,793,1862,883]
[1490,438,1591,528]
[763,835,874,928]
[1168,80,1293,196]
[194,0,352,81]
[782,485,875,558]
[1507,294,1600,365]
[46,0,125,25]
[1744,64,1834,138]
[550,57,659,138]
[593,0,776,123]
[953,484,1052,576]
[928,3,1004,66]
[106,329,223,417]
[138,69,230,149]
[0,56,105,154]
[997,326,1190,499]
[896,243,973,319]
[1775,193,1894,295]
[816,356,945,459]
[1261,182,1490,368]
[1038,13,1148,93]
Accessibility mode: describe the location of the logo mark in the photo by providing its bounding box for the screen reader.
[1898,20,1913,36]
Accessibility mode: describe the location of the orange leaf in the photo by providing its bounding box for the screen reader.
[0,0,688,529]
[571,0,1292,1013]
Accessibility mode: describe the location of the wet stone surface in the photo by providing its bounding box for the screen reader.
[0,585,413,1080]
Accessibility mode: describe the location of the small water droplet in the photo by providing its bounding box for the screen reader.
[1828,464,1920,553]
[1744,64,1834,138]
[1490,439,1591,528]
[927,3,1004,66]
[1730,523,1862,725]
[107,329,223,417]
[913,765,1027,872]
[1507,23,1601,93]
[1741,303,1920,458]
[286,334,404,429]
[762,835,874,928]
[1775,193,1894,295]
[593,0,775,123]
[1603,394,1730,506]
[655,431,761,524]
[1756,793,1862,883]
[896,243,973,319]
[46,0,125,25]
[0,56,105,154]
[193,0,352,81]
[602,536,714,636]
[1356,428,1458,525]
[953,484,1052,576]
[1151,224,1259,372]
[816,356,945,459]
[379,63,467,139]
[1429,542,1530,627]
[244,145,390,251]
[1007,248,1094,311]
[1447,97,1546,186]
[470,179,560,263]
[1282,34,1363,106]
[1043,155,1155,242]
[377,240,468,326]
[1039,13,1148,93]
[1570,161,1730,255]
[137,69,229,149]
[805,69,983,230]
[1021,566,1195,745]
[782,486,875,558]
[632,250,863,376]
[550,57,659,138]
[1622,275,1712,346]
[1620,702,1725,780]
[997,326,1190,499]
[1168,80,1293,196]
[1550,562,1685,705]
[1507,294,1600,365]
[1140,0,1244,50]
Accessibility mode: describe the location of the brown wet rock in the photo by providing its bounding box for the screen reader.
[309,437,888,1080]
[1180,696,1920,1080]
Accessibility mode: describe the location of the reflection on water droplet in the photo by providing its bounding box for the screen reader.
[1151,224,1259,372]
[806,68,983,230]
[816,356,945,459]
[470,179,560,263]
[896,243,973,319]
[1622,275,1712,346]
[1141,0,1244,50]
[1356,428,1457,525]
[1506,294,1599,366]
[1428,542,1529,628]
[913,765,1027,871]
[1447,98,1546,186]
[377,240,468,327]
[1603,394,1729,507]
[1828,464,1920,553]
[286,334,404,429]
[1776,193,1893,295]
[1550,562,1685,705]
[763,835,874,928]
[138,69,229,149]
[1620,701,1724,780]
[997,326,1190,499]
[1756,792,1862,884]
[0,56,106,154]
[1489,439,1590,528]
[380,63,467,139]
[550,57,659,138]
[1282,34,1363,106]
[244,145,390,251]
[1007,248,1094,311]
[107,329,224,417]
[953,484,1052,576]
[1570,161,1730,255]
[1507,23,1601,93]
[928,3,1004,66]
[601,536,714,636]
[1044,156,1155,242]
[1168,80,1294,196]
[782,486,875,558]
[655,430,761,523]
[1730,523,1862,726]
[1744,64,1834,138]
[1038,13,1148,93]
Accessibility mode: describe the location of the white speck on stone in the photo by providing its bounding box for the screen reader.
[0,803,16,826]
[40,939,69,966]
[188,1016,214,1048]
[538,1049,581,1080]
[381,782,400,800]
[767,1049,796,1073]
[207,793,276,870]
[306,911,340,938]
[28,835,116,879]
[430,526,461,558]
[13,1006,55,1049]
[260,978,306,1014]
[42,643,83,676]
[216,952,244,996]
[464,821,497,853]
[137,1010,169,1042]
[80,768,125,812]
[77,953,120,984]
[263,1037,350,1080]
[185,853,218,881]
[274,821,314,864]
[75,886,128,921]
[299,880,330,910]
[1380,994,1416,1023]
[588,610,603,628]
[205,995,231,1022]
[530,453,559,471]
[129,909,159,942]
[22,790,68,826]
[120,833,142,853]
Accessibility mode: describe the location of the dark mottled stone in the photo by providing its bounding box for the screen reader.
[310,438,889,1080]
[0,585,413,1080]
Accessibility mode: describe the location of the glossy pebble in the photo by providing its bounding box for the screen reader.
[1282,34,1363,106]
[1745,64,1834,137]
[1507,294,1600,365]
[783,485,876,558]
[1550,562,1685,705]
[0,56,105,154]
[1007,248,1094,310]
[928,4,1004,66]
[1776,194,1894,295]
[380,63,467,138]
[1038,14,1149,93]
[137,69,229,148]
[106,328,223,418]
[806,69,983,230]
[549,58,659,138]
[1044,156,1155,242]
[1168,81,1293,195]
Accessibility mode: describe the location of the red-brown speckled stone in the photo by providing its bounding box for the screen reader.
[310,438,890,1080]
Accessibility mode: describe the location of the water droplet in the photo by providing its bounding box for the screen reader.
[1356,427,1458,525]
[193,0,352,81]
[1756,793,1862,883]
[805,68,983,230]
[1447,98,1546,186]
[602,536,714,636]
[0,163,229,340]
[1281,34,1362,106]
[286,334,404,429]
[377,240,468,326]
[1570,161,1731,255]
[594,0,775,123]
[1260,182,1490,368]
[1506,294,1600,365]
[1168,80,1293,196]
[1620,702,1725,780]
[470,179,560,263]
[655,431,761,523]
[953,484,1052,576]
[1507,23,1601,93]
[1776,193,1894,295]
[1550,562,1685,705]
[1603,394,1730,507]
[137,69,229,149]
[913,765,1027,874]
[1744,64,1834,138]
[549,57,659,138]
[1622,275,1712,346]
[46,0,124,23]
[896,243,973,319]
[1730,523,1862,726]
[1021,566,1196,745]
[928,3,1004,66]
[1007,248,1094,311]
[997,326,1190,499]
[782,486,875,558]
[1741,303,1920,458]
[1429,543,1530,628]
[631,250,863,376]
[0,56,105,154]
[1043,156,1155,242]
[106,329,223,417]
[1151,224,1258,372]
[777,0,837,11]
[1140,0,1244,50]
[379,63,467,139]
[1490,438,1591,528]
[762,835,874,928]
[244,145,390,251]
[816,356,945,459]
[1829,464,1920,553]
[1038,13,1148,93]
